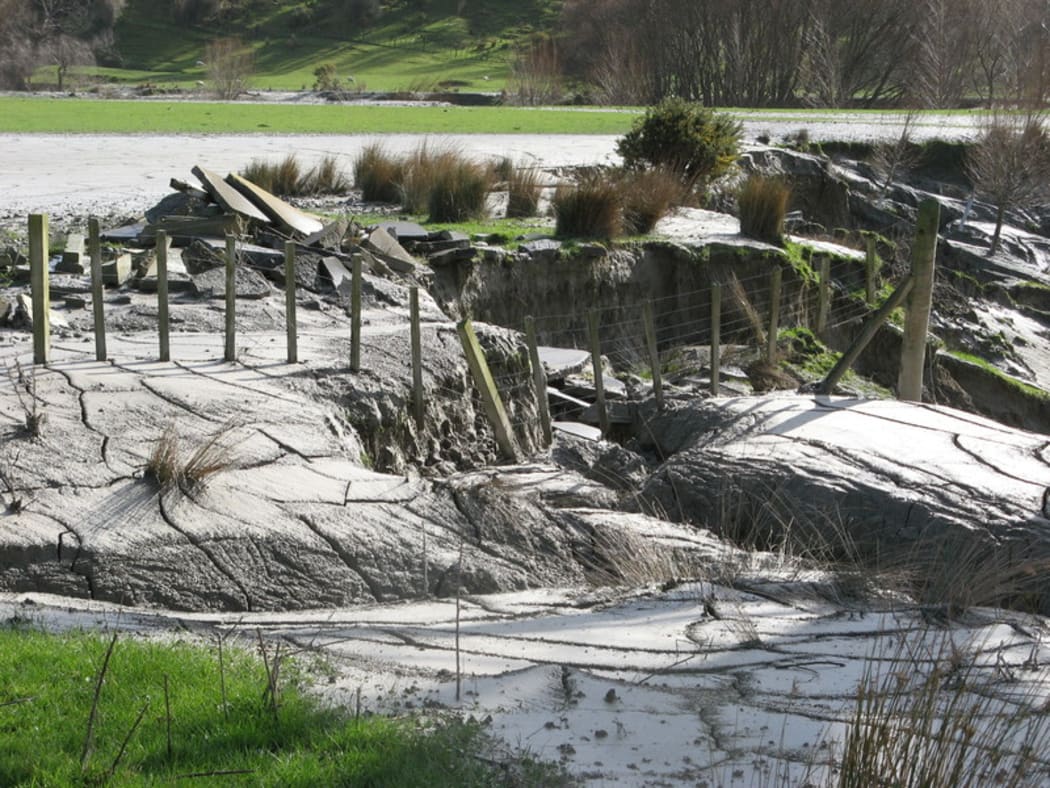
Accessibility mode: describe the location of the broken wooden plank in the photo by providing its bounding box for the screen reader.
[192,165,271,224]
[224,172,324,237]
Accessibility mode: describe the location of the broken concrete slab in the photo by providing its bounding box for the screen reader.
[319,256,351,290]
[538,347,591,379]
[140,215,241,246]
[552,421,602,441]
[225,172,324,237]
[192,166,270,224]
[199,238,285,270]
[102,253,133,286]
[375,221,428,244]
[55,233,85,274]
[364,226,419,274]
[427,246,476,266]
[100,223,147,244]
[138,248,193,293]
[16,293,69,330]
[304,217,352,249]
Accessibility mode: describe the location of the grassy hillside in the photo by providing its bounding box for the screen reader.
[72,0,562,93]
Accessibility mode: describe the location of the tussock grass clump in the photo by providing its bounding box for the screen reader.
[738,175,790,244]
[241,154,349,197]
[427,158,492,222]
[620,167,682,234]
[306,154,351,194]
[839,633,1050,788]
[146,422,236,494]
[553,173,622,239]
[505,164,543,218]
[491,155,515,183]
[353,143,403,203]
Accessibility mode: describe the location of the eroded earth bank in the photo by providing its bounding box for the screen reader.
[2,138,1050,785]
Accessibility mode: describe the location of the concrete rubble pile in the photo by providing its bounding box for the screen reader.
[0,166,468,323]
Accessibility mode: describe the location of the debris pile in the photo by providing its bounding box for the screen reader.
[0,166,461,323]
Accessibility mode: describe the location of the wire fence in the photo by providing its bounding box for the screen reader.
[13,211,903,460]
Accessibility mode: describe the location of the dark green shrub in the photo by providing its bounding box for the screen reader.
[620,167,683,234]
[505,165,543,218]
[738,175,790,244]
[313,62,341,91]
[553,173,622,239]
[353,143,403,203]
[428,159,491,222]
[616,98,741,188]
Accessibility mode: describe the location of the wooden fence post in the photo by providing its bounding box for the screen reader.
[767,266,782,362]
[816,256,830,336]
[865,235,879,304]
[410,286,424,430]
[88,218,106,362]
[156,230,170,362]
[642,301,664,408]
[524,315,553,447]
[224,235,236,362]
[898,199,939,402]
[817,276,915,396]
[350,253,362,372]
[456,319,518,461]
[284,241,297,364]
[29,214,49,365]
[587,308,609,435]
[710,283,722,396]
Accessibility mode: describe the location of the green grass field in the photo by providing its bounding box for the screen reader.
[0,96,636,134]
[0,626,562,786]
[59,0,561,93]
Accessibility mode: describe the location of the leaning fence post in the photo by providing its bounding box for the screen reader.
[816,256,830,336]
[224,235,236,362]
[642,301,664,408]
[350,253,362,372]
[767,265,782,362]
[710,283,722,396]
[524,316,553,447]
[284,241,297,364]
[29,214,50,365]
[865,235,879,305]
[88,218,106,362]
[410,286,424,430]
[587,308,610,435]
[818,276,915,395]
[898,199,939,402]
[156,230,170,362]
[456,319,518,461]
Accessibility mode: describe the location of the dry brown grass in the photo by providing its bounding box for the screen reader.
[553,172,622,239]
[838,632,1050,788]
[620,167,683,234]
[738,175,790,244]
[505,165,543,219]
[146,422,237,495]
[353,143,403,203]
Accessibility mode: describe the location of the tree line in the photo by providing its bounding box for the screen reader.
[558,0,1050,108]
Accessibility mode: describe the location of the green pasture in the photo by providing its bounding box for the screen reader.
[0,626,562,786]
[0,97,636,134]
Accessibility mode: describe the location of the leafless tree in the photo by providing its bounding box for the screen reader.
[911,0,977,108]
[507,36,563,106]
[967,114,1050,254]
[0,0,36,89]
[205,36,253,99]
